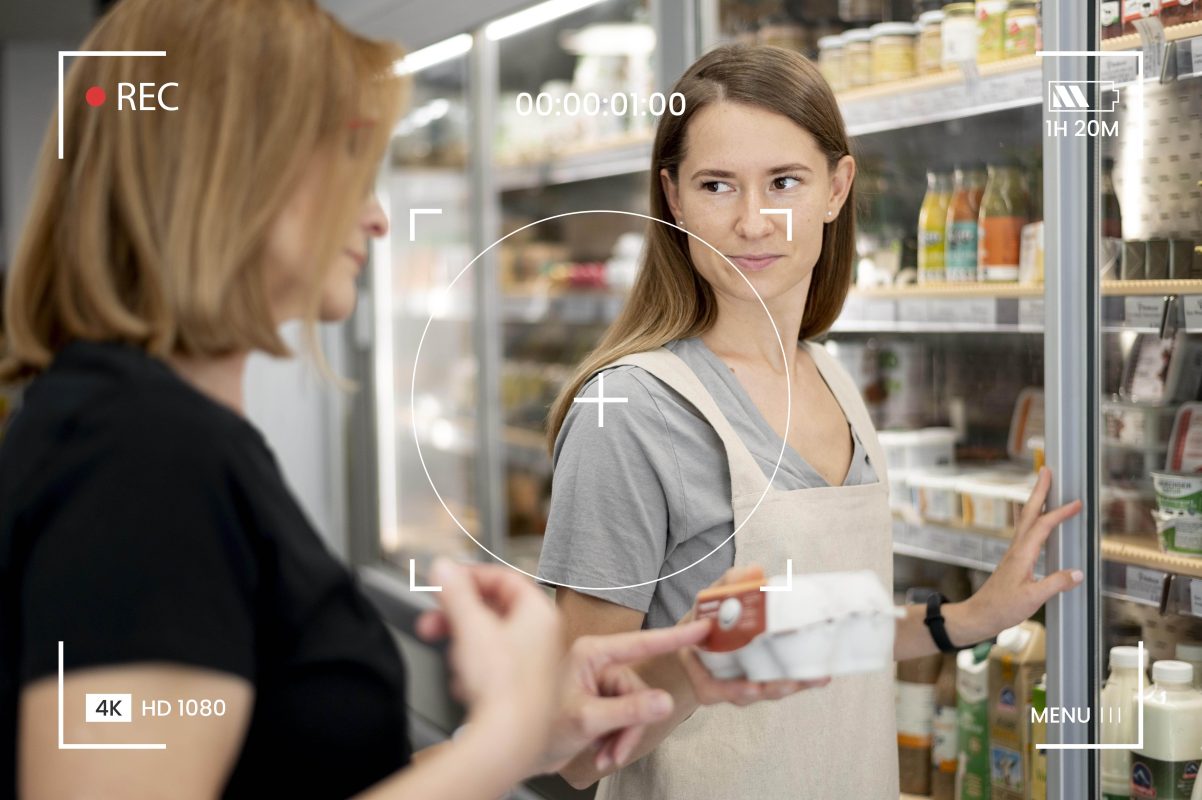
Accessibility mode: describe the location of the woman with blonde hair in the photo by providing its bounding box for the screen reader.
[0,1,712,797]
[538,44,1084,796]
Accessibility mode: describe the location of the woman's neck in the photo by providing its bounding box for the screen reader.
[701,277,810,373]
[166,352,250,415]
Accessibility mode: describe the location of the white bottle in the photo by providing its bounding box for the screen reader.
[1177,642,1202,691]
[1131,661,1202,800]
[1102,646,1147,800]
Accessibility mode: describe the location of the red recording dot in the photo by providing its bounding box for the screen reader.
[85,86,106,107]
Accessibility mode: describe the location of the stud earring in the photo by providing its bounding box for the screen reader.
[826,210,834,217]
[677,219,685,227]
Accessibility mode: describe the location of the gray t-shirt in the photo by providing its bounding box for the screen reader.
[537,337,877,630]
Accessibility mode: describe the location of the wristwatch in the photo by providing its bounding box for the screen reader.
[923,593,959,653]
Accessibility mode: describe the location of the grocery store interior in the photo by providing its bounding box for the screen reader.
[4,0,1202,797]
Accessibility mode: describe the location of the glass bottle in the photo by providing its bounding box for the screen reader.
[918,169,953,283]
[945,164,986,281]
[978,162,1030,281]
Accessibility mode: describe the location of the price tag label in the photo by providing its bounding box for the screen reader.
[1019,298,1045,327]
[926,299,960,324]
[955,298,997,325]
[1192,40,1202,77]
[1101,56,1139,85]
[861,298,897,322]
[898,298,930,324]
[1126,566,1167,605]
[1190,579,1202,617]
[1125,296,1165,329]
[1181,296,1202,330]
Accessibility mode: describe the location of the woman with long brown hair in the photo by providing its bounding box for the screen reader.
[538,44,1084,796]
[0,1,715,797]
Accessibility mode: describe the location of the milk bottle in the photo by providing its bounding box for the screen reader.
[1131,660,1202,799]
[1103,646,1147,799]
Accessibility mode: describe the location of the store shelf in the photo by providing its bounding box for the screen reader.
[834,281,1202,334]
[893,518,1202,617]
[839,55,1044,136]
[495,131,654,191]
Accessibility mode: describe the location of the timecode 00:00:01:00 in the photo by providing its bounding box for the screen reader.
[515,91,686,117]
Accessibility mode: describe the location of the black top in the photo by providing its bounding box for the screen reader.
[0,341,411,798]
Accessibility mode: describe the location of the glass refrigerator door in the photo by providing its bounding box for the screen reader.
[374,50,480,569]
[1093,9,1202,800]
[491,0,654,575]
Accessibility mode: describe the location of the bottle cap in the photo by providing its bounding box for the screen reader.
[1110,646,1145,670]
[1176,641,1202,661]
[1152,659,1194,685]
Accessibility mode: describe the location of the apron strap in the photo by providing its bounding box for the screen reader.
[805,341,891,485]
[602,350,770,499]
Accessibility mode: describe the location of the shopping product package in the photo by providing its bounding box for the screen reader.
[956,642,992,800]
[988,621,1047,800]
[692,570,904,682]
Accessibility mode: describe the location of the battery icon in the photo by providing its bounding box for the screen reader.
[1046,80,1120,113]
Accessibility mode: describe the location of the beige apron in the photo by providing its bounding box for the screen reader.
[593,341,899,800]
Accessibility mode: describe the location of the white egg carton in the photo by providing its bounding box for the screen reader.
[694,570,903,682]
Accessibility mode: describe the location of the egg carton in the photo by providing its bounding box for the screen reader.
[693,570,903,682]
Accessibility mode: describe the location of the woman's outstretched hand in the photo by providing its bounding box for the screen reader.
[961,467,1084,641]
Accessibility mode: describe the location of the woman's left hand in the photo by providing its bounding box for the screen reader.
[961,467,1084,641]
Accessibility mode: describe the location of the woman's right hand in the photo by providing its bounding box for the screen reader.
[422,559,563,778]
[677,565,831,707]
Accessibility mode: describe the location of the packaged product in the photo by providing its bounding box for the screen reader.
[956,642,993,799]
[909,468,969,524]
[978,163,1030,282]
[1151,472,1202,515]
[878,428,958,473]
[1152,510,1202,557]
[870,22,919,83]
[1177,642,1202,690]
[918,10,946,74]
[976,0,1009,63]
[920,170,954,282]
[844,28,874,87]
[1104,401,1180,448]
[899,648,943,795]
[693,571,902,682]
[1102,646,1148,799]
[1030,674,1047,800]
[1167,403,1202,472]
[1130,660,1202,799]
[988,621,1047,799]
[958,471,1035,531]
[1004,0,1039,57]
[946,164,987,282]
[1122,334,1202,406]
[932,653,960,800]
[1008,388,1045,461]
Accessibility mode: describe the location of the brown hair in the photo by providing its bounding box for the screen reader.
[546,44,856,449]
[1,0,405,382]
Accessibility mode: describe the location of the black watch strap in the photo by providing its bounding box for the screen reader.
[923,593,959,653]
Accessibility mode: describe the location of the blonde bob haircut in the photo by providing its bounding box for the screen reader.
[1,0,405,382]
[547,45,856,450]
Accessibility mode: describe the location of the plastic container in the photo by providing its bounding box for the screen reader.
[1153,511,1202,557]
[916,10,945,74]
[693,571,903,682]
[957,471,1035,531]
[843,28,874,87]
[878,428,957,473]
[1132,661,1202,799]
[1100,483,1157,535]
[1102,646,1148,798]
[956,643,993,799]
[817,34,848,92]
[870,21,919,83]
[908,468,967,523]
[1175,642,1202,691]
[1152,472,1202,515]
[1104,401,1180,448]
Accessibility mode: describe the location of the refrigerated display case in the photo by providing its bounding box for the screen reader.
[354,0,1202,797]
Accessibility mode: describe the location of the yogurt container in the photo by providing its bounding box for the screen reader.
[1153,511,1202,557]
[694,571,902,682]
[1152,472,1202,515]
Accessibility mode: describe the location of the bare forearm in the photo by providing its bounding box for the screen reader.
[893,599,996,662]
[559,651,697,789]
[355,725,526,800]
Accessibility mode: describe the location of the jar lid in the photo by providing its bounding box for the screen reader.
[943,1,976,13]
[1008,0,1038,7]
[817,34,846,49]
[842,27,874,42]
[1152,659,1194,685]
[1176,641,1202,660]
[1110,646,1146,670]
[919,10,946,23]
[870,21,920,37]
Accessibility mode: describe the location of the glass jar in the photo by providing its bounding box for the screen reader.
[942,2,978,65]
[844,28,874,87]
[758,19,812,53]
[917,10,945,74]
[870,21,919,83]
[976,0,1009,64]
[978,163,1030,282]
[1004,0,1039,57]
[817,35,848,91]
[839,0,885,24]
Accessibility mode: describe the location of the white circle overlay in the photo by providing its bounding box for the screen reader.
[411,209,792,591]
